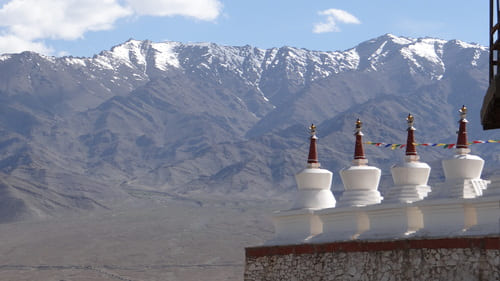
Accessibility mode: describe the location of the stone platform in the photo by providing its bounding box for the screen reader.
[245,236,500,281]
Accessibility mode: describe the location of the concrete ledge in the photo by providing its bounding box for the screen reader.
[246,236,500,258]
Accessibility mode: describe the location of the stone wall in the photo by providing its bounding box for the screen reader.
[244,237,500,281]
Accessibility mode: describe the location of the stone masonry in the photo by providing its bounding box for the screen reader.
[244,237,500,281]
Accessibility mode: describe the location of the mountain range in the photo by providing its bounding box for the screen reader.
[0,34,498,223]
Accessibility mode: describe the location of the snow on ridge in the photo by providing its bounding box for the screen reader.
[64,57,87,67]
[303,48,360,81]
[373,41,388,56]
[400,38,446,80]
[110,44,132,62]
[263,48,278,67]
[472,50,482,67]
[88,39,151,71]
[368,41,389,70]
[151,42,181,70]
[104,39,147,68]
[454,40,488,51]
[270,46,360,82]
[319,48,359,73]
[386,34,414,45]
[0,54,11,62]
[57,36,484,83]
[40,54,57,63]
[341,48,360,70]
[185,42,213,48]
[200,44,269,84]
[215,46,247,67]
[283,47,308,70]
[402,39,445,65]
[93,56,115,70]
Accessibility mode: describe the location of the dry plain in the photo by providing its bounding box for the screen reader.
[0,191,283,281]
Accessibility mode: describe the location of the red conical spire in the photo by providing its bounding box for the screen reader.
[456,105,469,150]
[307,124,320,168]
[405,113,418,156]
[354,119,366,160]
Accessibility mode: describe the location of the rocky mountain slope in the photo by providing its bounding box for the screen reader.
[0,34,497,222]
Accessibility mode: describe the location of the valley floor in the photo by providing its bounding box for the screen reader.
[0,194,281,281]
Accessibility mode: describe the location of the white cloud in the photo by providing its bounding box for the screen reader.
[0,34,53,54]
[125,0,222,21]
[0,0,222,55]
[313,9,361,34]
[0,0,132,40]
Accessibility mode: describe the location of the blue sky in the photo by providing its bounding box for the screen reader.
[0,0,489,57]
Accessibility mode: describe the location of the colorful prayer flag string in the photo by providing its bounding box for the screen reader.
[365,140,500,149]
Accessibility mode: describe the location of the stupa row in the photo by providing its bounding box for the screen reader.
[267,106,500,245]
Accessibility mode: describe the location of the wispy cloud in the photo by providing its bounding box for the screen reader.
[313,8,361,34]
[126,0,222,21]
[0,0,223,55]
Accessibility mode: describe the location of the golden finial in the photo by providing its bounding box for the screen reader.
[459,105,467,119]
[355,118,362,128]
[309,123,316,136]
[355,118,363,134]
[407,113,414,128]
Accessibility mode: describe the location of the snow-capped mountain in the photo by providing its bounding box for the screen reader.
[0,34,495,222]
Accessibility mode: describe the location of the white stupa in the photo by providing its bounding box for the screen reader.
[291,124,337,210]
[384,114,431,203]
[337,119,383,207]
[440,105,489,199]
[313,119,382,241]
[361,114,430,239]
[263,108,499,245]
[262,107,498,245]
[418,106,491,237]
[266,124,336,245]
